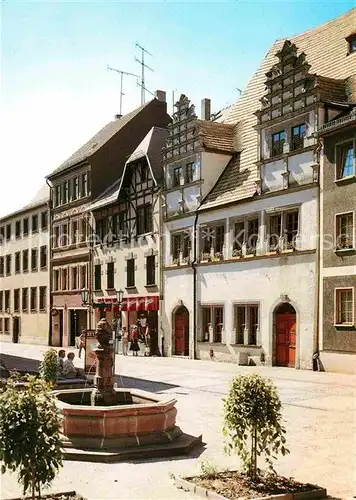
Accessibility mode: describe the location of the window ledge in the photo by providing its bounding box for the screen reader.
[93,289,102,293]
[334,247,355,255]
[335,175,356,185]
[125,286,136,290]
[333,323,355,330]
[105,288,116,292]
[40,266,48,271]
[145,284,158,288]
[39,309,47,313]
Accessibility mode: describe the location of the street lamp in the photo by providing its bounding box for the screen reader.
[116,289,124,305]
[81,287,92,332]
[81,287,89,306]
[114,289,124,354]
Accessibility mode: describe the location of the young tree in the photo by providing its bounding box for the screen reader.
[0,374,63,500]
[39,348,58,384]
[223,373,289,480]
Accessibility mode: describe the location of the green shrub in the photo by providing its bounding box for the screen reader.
[0,374,63,499]
[223,373,289,480]
[39,348,58,384]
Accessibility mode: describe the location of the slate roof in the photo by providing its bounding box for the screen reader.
[88,127,168,212]
[316,76,349,105]
[202,8,356,210]
[196,120,236,153]
[48,102,149,177]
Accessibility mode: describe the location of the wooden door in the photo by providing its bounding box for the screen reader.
[276,313,296,367]
[175,308,189,355]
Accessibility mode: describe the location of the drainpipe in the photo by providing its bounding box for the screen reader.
[191,208,200,360]
[45,178,53,346]
[158,188,165,356]
[313,130,322,371]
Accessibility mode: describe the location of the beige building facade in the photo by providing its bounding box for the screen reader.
[0,186,50,345]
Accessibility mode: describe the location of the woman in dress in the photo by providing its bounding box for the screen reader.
[129,326,140,356]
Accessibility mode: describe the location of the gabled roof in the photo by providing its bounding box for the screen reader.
[196,120,236,154]
[88,127,168,212]
[201,8,356,210]
[48,101,151,178]
[0,184,49,222]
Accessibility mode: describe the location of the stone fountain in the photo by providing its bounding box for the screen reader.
[53,318,201,462]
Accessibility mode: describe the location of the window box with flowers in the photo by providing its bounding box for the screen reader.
[200,252,211,263]
[212,252,223,262]
[181,256,190,265]
[232,249,242,259]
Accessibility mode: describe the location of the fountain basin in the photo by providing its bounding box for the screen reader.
[53,388,201,462]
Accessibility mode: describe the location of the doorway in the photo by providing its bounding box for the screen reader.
[12,317,20,343]
[274,303,296,368]
[69,310,87,346]
[173,306,189,356]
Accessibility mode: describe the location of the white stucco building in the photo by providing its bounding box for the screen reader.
[0,185,50,345]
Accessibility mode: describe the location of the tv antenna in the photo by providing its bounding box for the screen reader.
[107,65,140,116]
[134,43,154,105]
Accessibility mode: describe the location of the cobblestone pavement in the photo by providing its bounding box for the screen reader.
[1,341,355,500]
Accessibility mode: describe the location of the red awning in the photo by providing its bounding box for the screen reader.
[95,296,159,311]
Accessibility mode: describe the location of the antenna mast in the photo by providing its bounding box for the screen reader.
[107,65,140,115]
[134,42,154,105]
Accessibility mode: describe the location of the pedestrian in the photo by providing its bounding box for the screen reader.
[129,326,140,357]
[144,332,151,357]
[122,326,129,356]
[76,331,85,359]
[57,349,66,378]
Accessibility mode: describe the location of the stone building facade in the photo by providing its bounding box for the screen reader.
[0,186,50,345]
[319,108,356,373]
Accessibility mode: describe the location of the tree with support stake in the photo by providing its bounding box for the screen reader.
[222,373,289,480]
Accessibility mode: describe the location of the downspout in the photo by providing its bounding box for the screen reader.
[191,207,200,360]
[45,178,53,346]
[158,188,165,356]
[313,120,322,371]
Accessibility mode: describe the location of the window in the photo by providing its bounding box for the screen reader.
[291,124,306,151]
[71,220,78,245]
[0,257,4,276]
[54,226,60,248]
[14,289,20,313]
[5,290,10,311]
[72,177,79,201]
[96,218,107,243]
[137,204,152,235]
[185,162,195,183]
[62,181,69,204]
[335,213,354,249]
[139,163,148,182]
[54,185,61,207]
[0,226,4,243]
[61,223,69,247]
[0,318,2,332]
[71,266,78,290]
[347,34,356,54]
[15,252,21,273]
[6,255,11,275]
[271,130,286,156]
[146,255,156,285]
[39,287,47,311]
[235,304,259,345]
[4,318,9,334]
[200,305,224,343]
[126,259,135,288]
[40,246,47,269]
[233,221,245,255]
[113,212,126,239]
[30,287,37,312]
[171,231,191,264]
[61,268,68,290]
[335,288,354,325]
[23,218,29,236]
[81,172,88,198]
[202,225,225,256]
[246,219,258,254]
[31,248,38,271]
[0,291,3,312]
[107,262,115,289]
[15,220,21,238]
[267,210,299,251]
[31,214,38,233]
[80,265,87,289]
[22,249,29,272]
[54,269,60,291]
[94,264,101,290]
[172,166,183,187]
[337,143,354,179]
[6,224,11,240]
[22,288,28,312]
[41,211,48,230]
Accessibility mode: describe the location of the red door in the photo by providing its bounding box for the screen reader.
[174,308,189,355]
[276,313,296,367]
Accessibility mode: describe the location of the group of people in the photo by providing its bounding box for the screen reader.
[57,349,85,379]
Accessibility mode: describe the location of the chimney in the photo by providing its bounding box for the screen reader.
[201,98,211,121]
[155,90,166,102]
[114,114,122,120]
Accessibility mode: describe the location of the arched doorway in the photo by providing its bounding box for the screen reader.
[274,303,296,368]
[173,306,189,356]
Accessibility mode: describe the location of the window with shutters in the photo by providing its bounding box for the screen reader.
[126,259,135,288]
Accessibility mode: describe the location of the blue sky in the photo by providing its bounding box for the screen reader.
[0,0,354,217]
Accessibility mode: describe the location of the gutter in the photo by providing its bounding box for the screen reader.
[45,178,53,346]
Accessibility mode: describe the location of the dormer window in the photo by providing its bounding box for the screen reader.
[272,130,286,157]
[346,34,356,54]
[139,163,148,182]
[291,124,306,151]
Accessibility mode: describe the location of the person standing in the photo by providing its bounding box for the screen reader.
[122,326,129,356]
[129,326,140,356]
[77,331,85,359]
